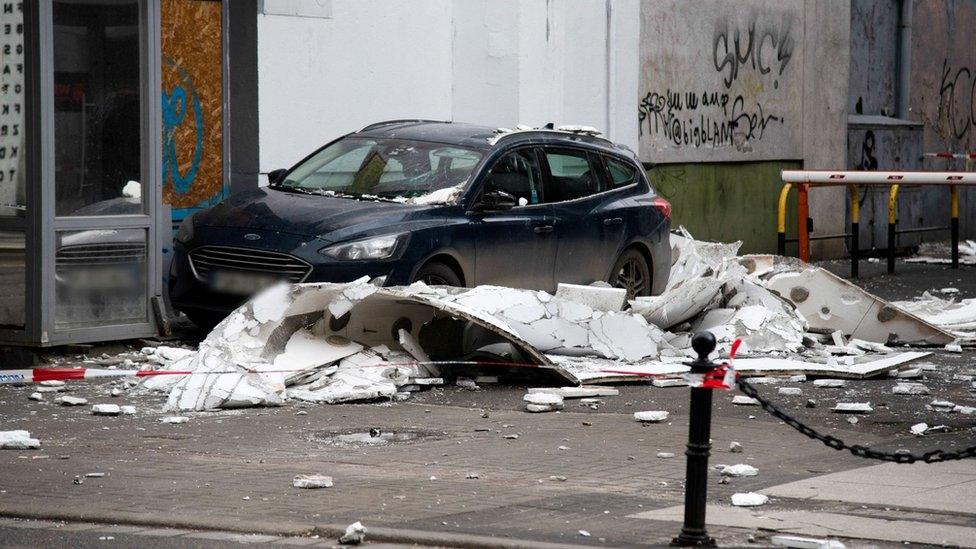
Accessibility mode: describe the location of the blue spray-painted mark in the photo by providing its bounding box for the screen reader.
[161,57,204,196]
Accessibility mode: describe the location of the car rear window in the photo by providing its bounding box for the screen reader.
[606,157,638,188]
[542,150,607,203]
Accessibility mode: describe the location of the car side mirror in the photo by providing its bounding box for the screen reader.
[479,189,517,211]
[267,168,287,185]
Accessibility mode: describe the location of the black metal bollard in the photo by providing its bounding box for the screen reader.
[671,331,718,547]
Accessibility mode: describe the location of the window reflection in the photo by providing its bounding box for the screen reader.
[54,0,142,217]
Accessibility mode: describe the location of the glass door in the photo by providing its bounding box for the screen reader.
[45,0,160,341]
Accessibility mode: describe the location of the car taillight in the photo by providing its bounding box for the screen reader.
[652,197,672,220]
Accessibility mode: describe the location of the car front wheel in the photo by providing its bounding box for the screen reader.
[610,249,651,300]
[413,261,462,287]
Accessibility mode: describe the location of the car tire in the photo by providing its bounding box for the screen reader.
[610,248,652,300]
[184,310,225,334]
[413,261,462,287]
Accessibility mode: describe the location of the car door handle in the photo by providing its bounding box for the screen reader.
[533,225,554,234]
[603,217,623,226]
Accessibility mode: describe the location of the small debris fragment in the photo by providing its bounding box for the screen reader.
[944,343,963,353]
[523,392,564,412]
[91,404,121,416]
[503,434,519,440]
[813,379,845,388]
[910,422,928,436]
[339,521,367,545]
[160,416,189,424]
[465,472,480,479]
[954,405,976,415]
[652,379,688,388]
[929,399,956,412]
[732,396,759,406]
[778,387,802,396]
[656,452,675,459]
[832,402,872,413]
[770,534,846,549]
[293,474,333,489]
[0,430,40,450]
[527,386,619,398]
[805,399,817,408]
[72,476,83,485]
[720,464,758,477]
[846,417,858,425]
[578,530,591,537]
[84,472,106,478]
[634,411,669,423]
[110,388,122,397]
[731,492,768,507]
[896,368,923,379]
[28,392,43,402]
[456,377,480,391]
[729,441,743,453]
[55,396,88,406]
[549,475,568,482]
[120,405,136,415]
[892,382,929,395]
[39,380,65,388]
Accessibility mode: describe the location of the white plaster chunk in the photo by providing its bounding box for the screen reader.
[588,313,661,362]
[28,392,42,401]
[832,402,872,413]
[250,283,293,324]
[652,378,688,388]
[523,393,564,408]
[770,535,846,549]
[953,405,976,415]
[91,404,121,416]
[56,396,88,406]
[555,283,626,312]
[39,380,65,387]
[634,411,669,423]
[929,399,956,411]
[813,379,846,388]
[293,474,333,489]
[778,387,802,396]
[910,422,928,436]
[273,330,362,372]
[731,492,769,507]
[525,404,557,413]
[720,464,758,477]
[732,396,759,406]
[892,382,929,395]
[161,416,189,424]
[526,386,618,398]
[0,430,40,449]
[120,405,136,415]
[339,521,366,545]
[502,303,548,324]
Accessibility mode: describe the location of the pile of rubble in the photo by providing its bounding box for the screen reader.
[137,230,963,412]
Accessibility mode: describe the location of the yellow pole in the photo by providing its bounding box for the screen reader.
[777,183,792,255]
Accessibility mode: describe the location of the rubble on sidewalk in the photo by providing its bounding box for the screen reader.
[127,229,950,412]
[0,430,40,449]
[906,240,976,266]
[892,291,976,343]
[731,492,768,507]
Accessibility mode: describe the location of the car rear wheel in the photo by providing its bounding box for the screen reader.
[413,261,462,287]
[610,249,651,300]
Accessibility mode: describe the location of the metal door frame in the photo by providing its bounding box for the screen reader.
[36,0,162,345]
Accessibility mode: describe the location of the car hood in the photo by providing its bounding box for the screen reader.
[195,188,437,240]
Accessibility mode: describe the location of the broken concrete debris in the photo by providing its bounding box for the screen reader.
[28,392,42,401]
[91,404,121,416]
[770,534,846,549]
[0,430,40,450]
[634,411,669,423]
[134,230,943,412]
[160,416,189,424]
[832,402,872,413]
[339,521,366,545]
[55,396,88,406]
[292,474,333,489]
[729,441,743,453]
[732,396,759,406]
[720,464,759,477]
[523,392,564,413]
[731,492,769,507]
[892,382,929,395]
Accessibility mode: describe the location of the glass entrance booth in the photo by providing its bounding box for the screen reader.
[0,1,166,346]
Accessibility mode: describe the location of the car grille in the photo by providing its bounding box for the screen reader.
[56,243,146,267]
[188,246,312,283]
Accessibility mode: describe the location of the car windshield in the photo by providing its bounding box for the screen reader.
[275,137,483,204]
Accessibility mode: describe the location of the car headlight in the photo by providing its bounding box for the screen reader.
[175,215,195,244]
[320,234,405,260]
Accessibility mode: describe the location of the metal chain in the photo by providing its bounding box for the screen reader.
[735,378,976,463]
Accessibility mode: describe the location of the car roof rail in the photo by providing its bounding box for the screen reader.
[358,119,450,132]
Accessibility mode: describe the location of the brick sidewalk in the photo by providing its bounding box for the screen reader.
[0,381,906,547]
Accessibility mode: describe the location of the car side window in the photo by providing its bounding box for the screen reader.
[606,157,638,188]
[482,149,543,205]
[542,149,607,203]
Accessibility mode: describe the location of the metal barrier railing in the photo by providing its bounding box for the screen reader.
[777,170,976,276]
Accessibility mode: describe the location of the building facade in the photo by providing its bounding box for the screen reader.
[0,0,969,345]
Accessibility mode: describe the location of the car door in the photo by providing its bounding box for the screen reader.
[467,148,556,290]
[543,148,627,285]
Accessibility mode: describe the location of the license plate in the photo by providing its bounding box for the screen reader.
[209,270,279,295]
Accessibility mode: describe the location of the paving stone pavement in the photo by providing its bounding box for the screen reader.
[5,378,968,547]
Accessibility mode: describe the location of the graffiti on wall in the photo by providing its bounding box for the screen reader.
[937,59,975,142]
[638,1,803,163]
[160,0,223,224]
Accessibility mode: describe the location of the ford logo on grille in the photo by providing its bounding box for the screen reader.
[243,233,261,241]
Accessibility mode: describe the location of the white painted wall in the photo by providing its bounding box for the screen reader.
[257,0,641,172]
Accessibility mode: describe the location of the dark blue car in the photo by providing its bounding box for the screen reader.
[169,121,671,328]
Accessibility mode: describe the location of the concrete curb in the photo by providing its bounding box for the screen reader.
[0,506,603,549]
